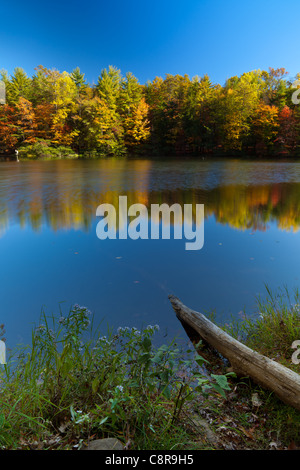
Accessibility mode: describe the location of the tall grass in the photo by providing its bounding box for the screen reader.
[223,285,300,369]
[0,305,233,450]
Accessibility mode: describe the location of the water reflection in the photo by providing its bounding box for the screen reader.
[2,158,300,348]
[1,159,300,234]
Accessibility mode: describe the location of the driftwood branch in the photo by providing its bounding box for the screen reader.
[169,295,300,411]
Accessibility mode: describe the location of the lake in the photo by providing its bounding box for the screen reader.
[1,157,300,348]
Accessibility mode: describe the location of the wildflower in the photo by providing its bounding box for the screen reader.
[131,327,141,335]
[145,324,160,332]
[145,325,153,331]
[98,336,110,344]
[72,410,90,425]
[116,385,124,392]
[132,328,141,336]
[48,328,55,339]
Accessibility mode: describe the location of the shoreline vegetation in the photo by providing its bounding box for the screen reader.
[1,288,300,450]
[1,66,300,160]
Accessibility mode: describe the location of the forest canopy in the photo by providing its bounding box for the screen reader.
[0,65,299,158]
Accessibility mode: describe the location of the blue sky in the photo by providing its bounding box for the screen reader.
[0,0,299,85]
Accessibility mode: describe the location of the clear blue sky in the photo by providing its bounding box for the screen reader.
[0,0,299,85]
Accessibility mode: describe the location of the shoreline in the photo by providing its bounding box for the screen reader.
[1,291,300,451]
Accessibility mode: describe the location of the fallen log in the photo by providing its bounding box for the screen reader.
[169,295,300,411]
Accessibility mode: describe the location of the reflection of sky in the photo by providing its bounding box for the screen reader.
[2,213,300,352]
[2,158,300,350]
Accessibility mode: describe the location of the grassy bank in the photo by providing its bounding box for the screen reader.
[217,286,300,449]
[0,305,233,450]
[1,288,300,450]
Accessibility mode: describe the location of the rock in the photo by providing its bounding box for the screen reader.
[251,392,263,408]
[83,438,124,450]
[190,414,220,448]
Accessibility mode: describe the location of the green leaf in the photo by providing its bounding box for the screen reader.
[109,398,119,410]
[211,383,227,398]
[159,370,170,383]
[142,337,152,352]
[158,345,169,352]
[70,404,76,421]
[226,371,237,378]
[138,352,150,364]
[152,350,164,363]
[99,416,109,425]
[92,377,100,394]
[195,354,209,366]
[0,413,5,429]
[162,385,171,400]
[196,377,209,385]
[211,374,231,391]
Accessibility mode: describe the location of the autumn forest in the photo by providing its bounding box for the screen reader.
[0,65,299,158]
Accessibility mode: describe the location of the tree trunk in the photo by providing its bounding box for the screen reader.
[169,295,300,411]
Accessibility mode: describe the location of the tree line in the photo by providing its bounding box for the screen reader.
[0,65,299,157]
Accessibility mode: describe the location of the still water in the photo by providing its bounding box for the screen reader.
[1,157,300,348]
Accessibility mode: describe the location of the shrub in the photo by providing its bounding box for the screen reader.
[18,140,78,160]
[0,305,234,449]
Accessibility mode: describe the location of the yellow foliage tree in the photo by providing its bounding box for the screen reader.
[123,97,150,147]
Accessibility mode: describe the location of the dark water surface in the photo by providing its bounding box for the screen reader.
[1,157,300,347]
